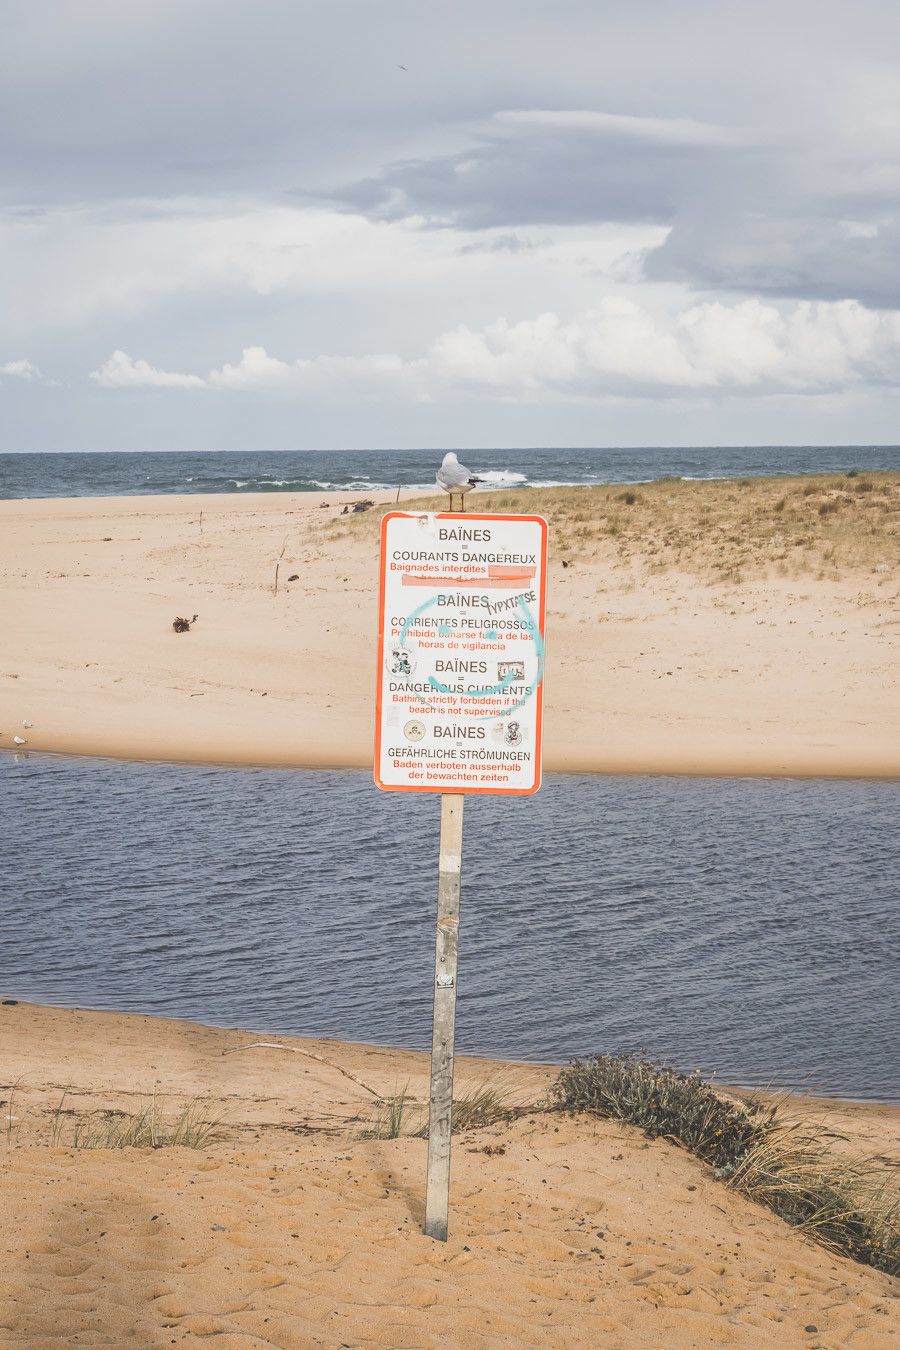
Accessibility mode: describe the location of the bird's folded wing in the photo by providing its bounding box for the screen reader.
[438,465,473,487]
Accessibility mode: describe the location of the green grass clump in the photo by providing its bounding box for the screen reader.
[550,1053,772,1169]
[550,1054,899,1276]
[360,1086,415,1140]
[4,1077,24,1145]
[359,1080,515,1140]
[414,1083,512,1137]
[70,1096,223,1150]
[730,1126,899,1274]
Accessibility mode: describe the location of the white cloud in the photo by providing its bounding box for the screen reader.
[90,350,207,389]
[493,109,748,148]
[1,196,665,340]
[89,296,900,402]
[840,220,880,240]
[92,344,412,395]
[1,358,41,380]
[430,302,693,390]
[206,345,291,391]
[0,200,456,337]
[205,345,410,393]
[428,297,900,396]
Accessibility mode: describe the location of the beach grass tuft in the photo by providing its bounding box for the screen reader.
[49,1087,71,1147]
[727,1124,899,1275]
[359,1086,415,1140]
[68,1095,223,1150]
[443,1083,515,1135]
[359,1080,517,1140]
[550,1054,899,1276]
[4,1077,24,1146]
[409,1082,515,1138]
[550,1054,773,1168]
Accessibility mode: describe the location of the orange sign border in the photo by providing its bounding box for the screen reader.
[374,510,549,795]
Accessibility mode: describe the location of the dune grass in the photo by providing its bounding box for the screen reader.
[50,1089,224,1150]
[359,1081,515,1140]
[325,471,899,582]
[728,1123,899,1274]
[429,1083,515,1136]
[3,1083,225,1150]
[551,1054,899,1276]
[4,1077,24,1146]
[360,1085,416,1140]
[69,1097,223,1150]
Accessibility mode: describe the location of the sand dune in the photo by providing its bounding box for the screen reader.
[1,1002,897,1348]
[1,476,898,777]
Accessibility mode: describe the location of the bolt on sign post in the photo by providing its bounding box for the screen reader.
[374,508,548,1241]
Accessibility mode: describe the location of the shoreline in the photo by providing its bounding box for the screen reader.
[2,478,898,778]
[4,742,899,783]
[4,446,899,507]
[3,997,898,1109]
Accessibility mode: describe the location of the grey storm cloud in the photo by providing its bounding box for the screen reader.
[6,1,900,311]
[330,118,755,232]
[335,122,701,228]
[333,108,900,308]
[3,1,634,205]
[645,214,900,311]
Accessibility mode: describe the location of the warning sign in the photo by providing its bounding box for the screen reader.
[374,511,548,795]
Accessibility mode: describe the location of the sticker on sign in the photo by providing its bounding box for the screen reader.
[375,511,548,795]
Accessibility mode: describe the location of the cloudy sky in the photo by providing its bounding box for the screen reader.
[4,0,900,451]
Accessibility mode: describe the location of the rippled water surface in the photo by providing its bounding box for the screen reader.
[1,755,897,1100]
[3,444,899,499]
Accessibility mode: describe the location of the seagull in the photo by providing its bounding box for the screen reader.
[436,452,481,512]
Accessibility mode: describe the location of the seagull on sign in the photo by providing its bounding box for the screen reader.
[436,452,481,512]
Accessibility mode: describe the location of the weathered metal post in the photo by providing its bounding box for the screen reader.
[423,490,467,1242]
[424,792,465,1241]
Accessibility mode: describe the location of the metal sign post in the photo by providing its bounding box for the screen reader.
[374,505,548,1241]
[424,791,464,1240]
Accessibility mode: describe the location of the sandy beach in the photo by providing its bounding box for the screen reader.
[0,1000,897,1348]
[1,474,898,777]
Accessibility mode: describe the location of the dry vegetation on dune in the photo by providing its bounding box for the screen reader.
[353,1057,900,1277]
[3,1005,899,1345]
[358,1082,521,1141]
[5,1083,224,1151]
[552,1056,900,1277]
[11,1057,894,1278]
[324,471,900,584]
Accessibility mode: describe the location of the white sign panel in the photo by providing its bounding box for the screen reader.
[375,511,548,795]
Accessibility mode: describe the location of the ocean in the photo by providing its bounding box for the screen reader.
[2,444,900,500]
[1,754,897,1101]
